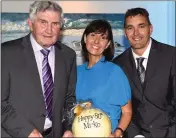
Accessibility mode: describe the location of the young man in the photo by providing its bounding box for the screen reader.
[1,1,76,137]
[113,7,176,138]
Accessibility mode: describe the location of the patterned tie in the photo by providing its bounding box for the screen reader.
[41,49,54,120]
[136,57,145,84]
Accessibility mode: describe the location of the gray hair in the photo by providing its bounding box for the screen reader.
[29,1,64,26]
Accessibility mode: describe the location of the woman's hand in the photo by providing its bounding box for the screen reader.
[114,129,123,137]
[109,130,123,138]
[109,133,115,137]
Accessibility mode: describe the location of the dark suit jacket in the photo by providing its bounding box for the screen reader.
[1,34,77,137]
[113,38,176,137]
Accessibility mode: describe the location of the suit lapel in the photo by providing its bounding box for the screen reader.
[127,50,144,93]
[21,35,43,96]
[52,43,65,109]
[143,39,160,91]
[121,49,143,99]
[22,36,65,110]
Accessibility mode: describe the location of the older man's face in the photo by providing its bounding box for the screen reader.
[28,10,62,48]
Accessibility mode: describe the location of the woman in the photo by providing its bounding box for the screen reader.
[76,19,132,137]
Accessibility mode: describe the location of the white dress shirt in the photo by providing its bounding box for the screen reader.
[30,34,55,130]
[132,38,152,70]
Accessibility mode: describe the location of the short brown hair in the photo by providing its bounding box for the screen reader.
[124,7,152,28]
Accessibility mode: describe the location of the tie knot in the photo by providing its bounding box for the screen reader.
[40,49,50,57]
[136,57,145,65]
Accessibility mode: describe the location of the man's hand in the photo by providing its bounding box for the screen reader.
[28,129,43,137]
[63,130,73,137]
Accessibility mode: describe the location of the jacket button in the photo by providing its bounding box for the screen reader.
[149,125,152,128]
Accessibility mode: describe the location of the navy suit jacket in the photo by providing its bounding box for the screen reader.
[113,38,176,137]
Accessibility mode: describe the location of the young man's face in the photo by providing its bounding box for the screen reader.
[124,14,153,54]
[28,10,62,48]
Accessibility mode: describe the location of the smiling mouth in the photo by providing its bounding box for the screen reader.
[133,37,142,41]
[92,46,99,49]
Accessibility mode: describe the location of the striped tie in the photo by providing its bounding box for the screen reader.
[41,49,54,120]
[136,57,145,84]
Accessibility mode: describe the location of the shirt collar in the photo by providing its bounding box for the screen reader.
[132,38,152,59]
[85,56,105,70]
[30,34,54,53]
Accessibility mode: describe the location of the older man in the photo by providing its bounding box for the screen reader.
[1,1,76,137]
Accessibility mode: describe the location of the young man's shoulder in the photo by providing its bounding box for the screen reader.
[113,48,131,64]
[152,39,175,51]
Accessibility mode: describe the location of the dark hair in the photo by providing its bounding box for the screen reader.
[124,7,151,28]
[81,19,114,62]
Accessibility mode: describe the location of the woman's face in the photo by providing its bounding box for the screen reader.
[85,31,110,57]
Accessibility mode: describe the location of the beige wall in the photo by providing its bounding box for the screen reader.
[1,1,162,13]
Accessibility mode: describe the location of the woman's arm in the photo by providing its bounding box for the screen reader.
[114,101,132,137]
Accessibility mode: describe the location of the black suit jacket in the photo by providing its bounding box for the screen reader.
[113,39,176,137]
[1,34,77,137]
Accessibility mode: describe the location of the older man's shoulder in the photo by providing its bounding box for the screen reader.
[55,41,76,55]
[1,36,27,52]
